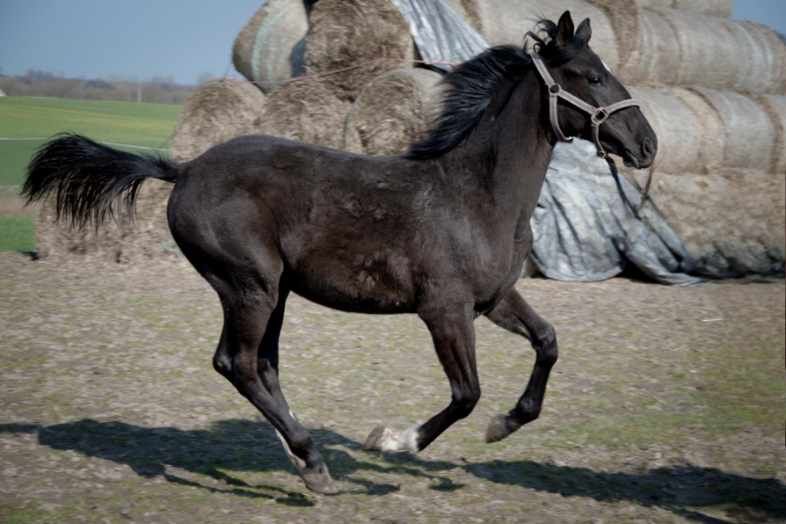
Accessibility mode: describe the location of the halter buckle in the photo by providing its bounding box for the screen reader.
[592,108,609,125]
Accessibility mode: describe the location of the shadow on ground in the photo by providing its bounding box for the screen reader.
[2,420,784,520]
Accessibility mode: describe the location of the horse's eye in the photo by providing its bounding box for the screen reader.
[588,74,602,85]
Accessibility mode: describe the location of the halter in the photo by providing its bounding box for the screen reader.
[529,52,651,218]
[529,53,640,159]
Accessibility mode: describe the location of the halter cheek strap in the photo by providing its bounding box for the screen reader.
[530,54,640,159]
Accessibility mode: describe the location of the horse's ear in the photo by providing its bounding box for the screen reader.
[575,18,591,46]
[556,11,575,46]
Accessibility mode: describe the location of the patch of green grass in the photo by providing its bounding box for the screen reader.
[0,96,182,251]
[0,96,182,188]
[0,141,42,186]
[0,215,35,252]
[0,96,181,146]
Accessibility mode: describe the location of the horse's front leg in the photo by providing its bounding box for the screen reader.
[484,288,558,443]
[363,303,480,453]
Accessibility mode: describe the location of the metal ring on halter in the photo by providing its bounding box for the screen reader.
[591,108,609,126]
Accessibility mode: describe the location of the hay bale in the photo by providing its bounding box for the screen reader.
[589,0,640,69]
[638,0,732,18]
[630,87,708,173]
[38,79,267,262]
[344,67,442,155]
[468,0,620,69]
[616,7,786,93]
[670,88,727,171]
[690,88,777,172]
[304,0,415,102]
[171,79,267,162]
[258,77,351,149]
[758,95,786,174]
[633,87,779,173]
[36,179,176,263]
[232,0,309,92]
[729,22,786,95]
[648,170,785,276]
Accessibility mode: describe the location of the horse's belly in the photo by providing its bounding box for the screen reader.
[287,253,417,314]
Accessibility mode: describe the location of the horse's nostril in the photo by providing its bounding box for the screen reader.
[642,137,655,158]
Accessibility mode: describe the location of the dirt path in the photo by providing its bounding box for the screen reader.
[1,253,784,523]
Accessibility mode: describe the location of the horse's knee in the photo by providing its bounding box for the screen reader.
[452,385,481,419]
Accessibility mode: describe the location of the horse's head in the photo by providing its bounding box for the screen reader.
[531,11,657,168]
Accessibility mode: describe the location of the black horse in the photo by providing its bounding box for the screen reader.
[23,12,656,493]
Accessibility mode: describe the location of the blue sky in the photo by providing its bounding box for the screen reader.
[0,0,784,85]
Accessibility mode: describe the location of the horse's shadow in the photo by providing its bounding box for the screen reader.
[0,419,459,506]
[2,420,784,520]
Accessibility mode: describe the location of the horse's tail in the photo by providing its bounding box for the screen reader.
[22,133,179,228]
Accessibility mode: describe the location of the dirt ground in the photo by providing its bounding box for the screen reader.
[1,252,784,523]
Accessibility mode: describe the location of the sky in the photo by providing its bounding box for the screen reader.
[0,0,784,85]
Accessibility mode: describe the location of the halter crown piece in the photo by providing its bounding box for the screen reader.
[529,52,640,158]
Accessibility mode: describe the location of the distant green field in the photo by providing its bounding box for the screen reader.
[0,96,181,252]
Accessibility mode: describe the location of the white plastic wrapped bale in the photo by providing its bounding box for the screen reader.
[232,0,309,93]
[344,67,442,155]
[530,139,700,284]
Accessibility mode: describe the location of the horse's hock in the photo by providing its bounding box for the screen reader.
[38,0,786,274]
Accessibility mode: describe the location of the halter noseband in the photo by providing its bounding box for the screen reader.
[530,53,640,158]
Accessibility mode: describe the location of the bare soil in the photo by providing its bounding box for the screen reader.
[1,252,784,523]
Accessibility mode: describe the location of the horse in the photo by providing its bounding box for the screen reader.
[23,11,656,494]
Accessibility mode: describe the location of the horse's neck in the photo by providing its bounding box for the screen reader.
[447,71,554,226]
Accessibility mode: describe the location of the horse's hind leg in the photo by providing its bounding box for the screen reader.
[210,271,334,493]
[253,288,312,476]
[484,288,557,443]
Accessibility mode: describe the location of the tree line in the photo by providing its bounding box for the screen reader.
[0,69,204,104]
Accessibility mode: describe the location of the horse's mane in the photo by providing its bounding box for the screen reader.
[405,19,582,161]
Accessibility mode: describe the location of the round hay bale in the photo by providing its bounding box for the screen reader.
[344,67,442,155]
[467,0,620,69]
[258,77,351,149]
[648,169,785,276]
[36,179,176,263]
[758,94,786,174]
[589,0,640,69]
[304,0,416,102]
[690,88,777,172]
[232,0,309,92]
[616,8,786,93]
[637,0,732,18]
[630,86,708,173]
[672,0,731,17]
[170,79,267,162]
[670,88,726,171]
[730,22,786,95]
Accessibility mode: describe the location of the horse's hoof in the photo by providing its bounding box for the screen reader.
[301,463,337,495]
[363,425,390,451]
[485,414,521,443]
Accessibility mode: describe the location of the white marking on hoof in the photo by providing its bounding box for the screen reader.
[363,424,419,453]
